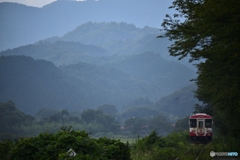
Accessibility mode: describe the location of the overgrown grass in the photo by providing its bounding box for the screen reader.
[130,130,240,160]
[130,130,190,160]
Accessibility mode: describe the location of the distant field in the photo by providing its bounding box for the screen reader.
[119,138,136,144]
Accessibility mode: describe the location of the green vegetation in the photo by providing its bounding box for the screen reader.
[131,130,189,160]
[0,127,131,160]
[173,116,189,132]
[0,101,174,140]
[0,101,33,139]
[0,102,123,140]
[159,0,240,145]
[1,101,239,159]
[2,129,239,160]
[1,126,239,160]
[130,130,240,160]
[1,0,239,158]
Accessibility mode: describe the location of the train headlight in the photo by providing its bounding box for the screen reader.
[191,130,195,132]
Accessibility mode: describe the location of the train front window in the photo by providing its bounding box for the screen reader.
[190,119,196,127]
[199,121,203,128]
[205,119,212,128]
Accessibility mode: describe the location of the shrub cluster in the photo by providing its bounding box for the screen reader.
[0,127,131,160]
[131,130,189,160]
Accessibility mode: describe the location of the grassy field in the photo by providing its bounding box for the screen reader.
[119,138,136,145]
[127,131,240,160]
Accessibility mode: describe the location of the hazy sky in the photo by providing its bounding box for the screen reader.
[0,0,86,7]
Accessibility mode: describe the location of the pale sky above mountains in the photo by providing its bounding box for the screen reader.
[0,0,87,7]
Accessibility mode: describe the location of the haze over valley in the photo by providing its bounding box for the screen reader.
[0,0,199,138]
[0,21,198,115]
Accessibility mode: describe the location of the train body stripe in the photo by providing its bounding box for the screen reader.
[190,115,212,118]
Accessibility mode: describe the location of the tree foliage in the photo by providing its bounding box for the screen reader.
[10,127,131,160]
[173,116,189,132]
[35,108,60,118]
[148,115,173,135]
[0,101,33,135]
[159,0,240,139]
[124,117,147,134]
[81,109,120,134]
[119,106,160,120]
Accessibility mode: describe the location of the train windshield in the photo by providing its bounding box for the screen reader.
[205,119,212,128]
[199,121,203,128]
[190,119,196,127]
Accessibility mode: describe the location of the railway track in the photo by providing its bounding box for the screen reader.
[175,144,205,160]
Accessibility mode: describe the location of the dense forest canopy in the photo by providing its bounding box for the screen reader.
[159,0,240,141]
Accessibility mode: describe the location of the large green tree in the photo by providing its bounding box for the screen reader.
[159,0,240,139]
[124,117,147,134]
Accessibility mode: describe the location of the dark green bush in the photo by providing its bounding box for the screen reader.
[97,137,131,160]
[0,139,18,160]
[11,127,131,160]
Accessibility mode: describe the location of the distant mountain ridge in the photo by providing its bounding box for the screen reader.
[59,22,159,44]
[104,52,196,93]
[0,53,196,115]
[0,0,176,51]
[155,83,199,119]
[0,22,172,65]
[39,22,171,57]
[0,41,109,66]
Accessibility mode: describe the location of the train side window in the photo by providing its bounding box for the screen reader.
[199,121,203,128]
[205,119,212,128]
[190,119,196,127]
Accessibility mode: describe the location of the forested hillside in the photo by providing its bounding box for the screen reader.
[41,22,175,62]
[0,56,89,114]
[104,52,196,93]
[155,83,199,120]
[1,22,195,69]
[0,41,108,66]
[0,54,196,115]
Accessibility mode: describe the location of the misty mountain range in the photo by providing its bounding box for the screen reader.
[0,51,196,115]
[0,0,176,51]
[1,22,192,68]
[0,1,198,118]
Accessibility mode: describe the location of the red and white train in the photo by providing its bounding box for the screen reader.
[189,113,213,144]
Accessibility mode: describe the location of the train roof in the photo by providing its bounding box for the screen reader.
[190,113,212,118]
